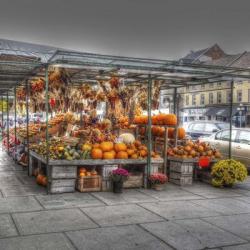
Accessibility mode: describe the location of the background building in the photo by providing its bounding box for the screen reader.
[169,44,250,127]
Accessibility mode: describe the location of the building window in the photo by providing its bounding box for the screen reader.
[217,82,222,87]
[237,90,242,102]
[186,95,189,105]
[209,83,214,88]
[201,84,205,89]
[209,93,213,104]
[200,94,205,105]
[227,91,232,103]
[192,94,196,105]
[217,92,222,104]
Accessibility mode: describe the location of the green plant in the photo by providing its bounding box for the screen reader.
[211,159,248,187]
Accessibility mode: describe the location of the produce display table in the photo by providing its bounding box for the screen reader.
[29,150,163,193]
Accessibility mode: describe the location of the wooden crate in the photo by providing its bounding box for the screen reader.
[101,165,118,179]
[169,160,193,174]
[102,179,112,191]
[170,176,193,186]
[124,172,143,188]
[76,175,102,192]
[50,166,77,179]
[170,171,192,180]
[48,179,76,194]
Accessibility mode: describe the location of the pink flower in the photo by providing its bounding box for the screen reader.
[149,173,168,184]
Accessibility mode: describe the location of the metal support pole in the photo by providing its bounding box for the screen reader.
[6,91,9,154]
[1,95,3,148]
[45,65,50,193]
[229,80,234,159]
[146,76,152,188]
[173,88,177,114]
[14,86,17,162]
[26,80,30,172]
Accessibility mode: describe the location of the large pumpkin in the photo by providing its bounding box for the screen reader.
[116,151,128,159]
[114,143,127,152]
[177,127,186,139]
[103,151,115,159]
[91,148,103,159]
[164,114,177,126]
[100,141,114,152]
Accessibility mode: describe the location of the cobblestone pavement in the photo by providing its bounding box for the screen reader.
[1,150,250,250]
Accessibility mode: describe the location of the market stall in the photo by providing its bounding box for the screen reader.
[1,48,250,194]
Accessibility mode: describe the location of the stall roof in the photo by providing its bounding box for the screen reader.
[2,39,250,94]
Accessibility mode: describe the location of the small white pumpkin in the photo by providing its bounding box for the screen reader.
[119,133,135,144]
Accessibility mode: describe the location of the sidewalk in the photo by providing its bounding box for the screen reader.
[0,150,250,250]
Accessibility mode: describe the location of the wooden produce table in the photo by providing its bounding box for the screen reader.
[29,150,163,194]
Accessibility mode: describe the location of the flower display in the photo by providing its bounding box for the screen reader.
[211,159,248,187]
[149,173,168,185]
[111,168,129,182]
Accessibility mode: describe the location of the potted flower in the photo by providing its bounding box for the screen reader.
[211,159,247,188]
[111,168,129,193]
[149,173,168,191]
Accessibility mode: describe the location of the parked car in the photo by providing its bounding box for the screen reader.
[184,121,231,139]
[200,128,250,170]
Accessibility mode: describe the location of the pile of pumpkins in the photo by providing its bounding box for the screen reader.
[78,167,98,177]
[139,126,186,139]
[134,113,177,126]
[167,140,222,159]
[90,140,160,160]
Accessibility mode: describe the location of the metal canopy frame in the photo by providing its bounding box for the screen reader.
[1,46,250,191]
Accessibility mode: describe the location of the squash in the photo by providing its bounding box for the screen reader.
[114,143,127,152]
[134,140,142,147]
[164,114,177,126]
[79,172,86,177]
[177,127,186,139]
[91,148,103,159]
[116,151,128,159]
[79,167,87,173]
[119,133,135,144]
[139,149,148,157]
[93,143,100,149]
[100,141,114,152]
[103,151,115,159]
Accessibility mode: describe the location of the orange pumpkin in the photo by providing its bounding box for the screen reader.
[114,143,127,152]
[93,143,100,149]
[131,153,138,159]
[100,141,114,152]
[164,114,177,126]
[168,128,175,138]
[79,172,86,177]
[79,167,87,173]
[134,140,142,147]
[127,149,135,156]
[103,151,115,159]
[177,127,186,139]
[91,148,103,159]
[116,151,128,159]
[139,149,148,157]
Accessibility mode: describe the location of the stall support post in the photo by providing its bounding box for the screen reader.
[146,76,152,188]
[1,95,3,148]
[26,80,30,173]
[173,87,177,114]
[14,86,17,162]
[6,91,9,154]
[229,80,234,159]
[45,65,50,193]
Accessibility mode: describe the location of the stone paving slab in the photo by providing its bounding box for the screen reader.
[36,193,105,209]
[0,233,74,250]
[81,204,164,226]
[191,198,250,215]
[1,185,46,197]
[139,200,220,220]
[0,214,18,238]
[222,243,250,249]
[203,214,250,240]
[91,189,157,205]
[236,196,250,204]
[0,175,23,186]
[181,184,242,198]
[66,225,172,250]
[139,187,203,201]
[141,219,246,250]
[0,196,43,213]
[13,208,98,235]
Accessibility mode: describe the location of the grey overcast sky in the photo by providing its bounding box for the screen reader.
[1,0,250,59]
